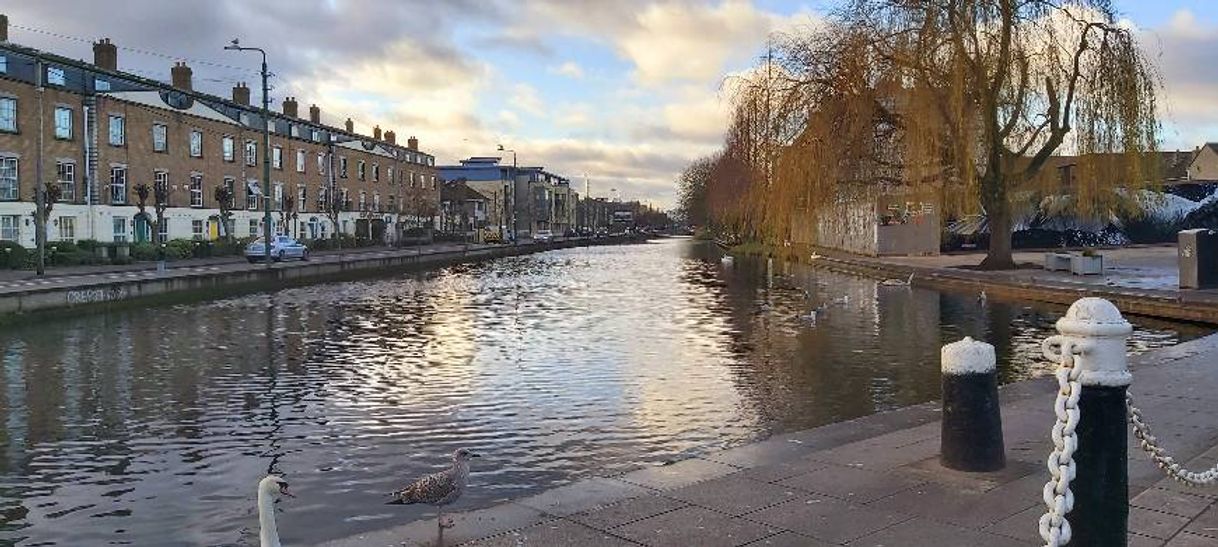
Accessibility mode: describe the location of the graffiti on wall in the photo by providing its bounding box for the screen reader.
[879,201,936,226]
[66,286,127,305]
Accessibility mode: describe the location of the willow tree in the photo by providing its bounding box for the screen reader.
[749,0,1159,269]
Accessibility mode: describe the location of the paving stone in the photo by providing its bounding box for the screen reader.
[1166,532,1218,546]
[743,531,835,546]
[322,502,545,547]
[617,458,739,491]
[864,477,1040,529]
[1131,488,1215,519]
[981,504,1042,544]
[843,517,1030,547]
[805,437,939,471]
[1130,507,1193,540]
[1183,504,1218,539]
[662,475,801,516]
[569,495,688,531]
[466,519,639,546]
[779,464,926,503]
[703,438,820,468]
[899,457,1041,495]
[1128,533,1167,547]
[611,506,778,547]
[734,459,829,484]
[744,496,912,544]
[514,477,648,517]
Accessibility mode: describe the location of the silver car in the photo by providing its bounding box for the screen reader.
[246,235,309,263]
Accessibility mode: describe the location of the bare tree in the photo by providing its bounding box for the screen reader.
[214,185,235,242]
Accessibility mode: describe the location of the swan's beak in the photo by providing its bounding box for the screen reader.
[278,482,295,498]
[470,453,482,458]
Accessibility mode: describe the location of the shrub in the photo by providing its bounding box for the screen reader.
[163,239,195,260]
[131,242,158,261]
[0,241,28,269]
[76,239,104,253]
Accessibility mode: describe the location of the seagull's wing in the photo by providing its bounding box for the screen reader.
[388,468,456,505]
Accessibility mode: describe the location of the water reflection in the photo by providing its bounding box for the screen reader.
[0,238,1205,545]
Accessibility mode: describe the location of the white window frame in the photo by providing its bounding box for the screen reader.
[296,148,306,173]
[112,216,127,243]
[46,66,66,86]
[272,146,283,170]
[190,130,203,157]
[191,219,205,240]
[339,156,348,178]
[222,136,235,162]
[108,115,125,146]
[0,157,18,201]
[0,214,19,242]
[190,174,204,207]
[317,152,325,174]
[152,123,168,152]
[54,107,72,139]
[57,161,76,203]
[58,216,76,242]
[94,78,110,92]
[248,218,259,236]
[0,98,15,132]
[246,180,259,211]
[110,166,127,204]
[358,160,366,180]
[245,140,257,166]
[297,185,307,213]
[372,163,379,182]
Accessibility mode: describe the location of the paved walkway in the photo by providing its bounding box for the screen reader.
[324,334,1218,547]
[885,245,1182,291]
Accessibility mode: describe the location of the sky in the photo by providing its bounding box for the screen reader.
[6,1,1218,209]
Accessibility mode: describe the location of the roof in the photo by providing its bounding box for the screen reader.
[103,91,239,126]
[440,180,492,202]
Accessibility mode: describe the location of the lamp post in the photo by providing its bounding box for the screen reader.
[497,144,516,244]
[225,39,274,268]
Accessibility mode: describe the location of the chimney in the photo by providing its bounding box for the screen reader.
[384,130,396,145]
[344,118,354,133]
[232,82,250,105]
[373,125,382,140]
[92,38,117,70]
[407,136,418,151]
[0,14,8,43]
[282,96,298,118]
[309,104,320,123]
[171,61,192,91]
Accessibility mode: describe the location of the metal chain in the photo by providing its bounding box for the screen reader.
[1127,391,1218,487]
[1039,336,1083,547]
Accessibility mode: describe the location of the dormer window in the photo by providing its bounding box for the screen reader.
[46,66,66,86]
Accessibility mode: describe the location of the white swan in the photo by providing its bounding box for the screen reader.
[880,273,915,287]
[257,475,293,547]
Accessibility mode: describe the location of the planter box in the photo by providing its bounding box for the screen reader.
[1044,253,1072,271]
[1069,254,1104,276]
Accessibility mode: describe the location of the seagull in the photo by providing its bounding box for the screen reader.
[978,290,988,307]
[388,448,480,538]
[798,310,817,324]
[721,255,734,265]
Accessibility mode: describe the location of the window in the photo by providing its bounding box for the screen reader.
[108,115,125,146]
[372,163,379,182]
[112,217,127,243]
[387,167,394,184]
[57,162,75,202]
[58,216,76,242]
[95,78,110,92]
[245,141,257,166]
[273,183,283,211]
[249,219,259,236]
[317,152,325,174]
[0,56,7,74]
[246,180,259,210]
[266,119,275,133]
[54,107,72,139]
[389,195,396,212]
[341,188,349,210]
[0,157,17,200]
[0,98,15,132]
[373,192,380,211]
[311,129,320,141]
[296,149,306,173]
[191,220,205,240]
[431,176,436,189]
[339,156,348,178]
[410,172,416,188]
[297,185,307,213]
[190,174,203,207]
[357,160,366,180]
[359,191,367,211]
[157,218,169,243]
[46,66,66,86]
[152,123,167,152]
[154,172,169,209]
[222,136,235,162]
[110,167,127,204]
[272,146,283,169]
[190,130,203,157]
[223,177,236,208]
[0,215,18,241]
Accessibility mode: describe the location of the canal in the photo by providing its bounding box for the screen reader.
[0,238,1206,545]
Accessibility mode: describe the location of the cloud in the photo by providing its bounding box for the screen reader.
[1138,9,1218,147]
[508,83,547,117]
[550,61,585,79]
[617,0,775,86]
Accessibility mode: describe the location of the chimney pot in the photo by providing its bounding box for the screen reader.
[309,104,320,124]
[373,125,382,140]
[344,118,354,133]
[171,61,193,91]
[407,136,418,151]
[93,38,117,70]
[232,82,250,105]
[384,130,396,144]
[282,96,298,118]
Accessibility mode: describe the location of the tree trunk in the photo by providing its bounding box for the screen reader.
[979,180,1016,270]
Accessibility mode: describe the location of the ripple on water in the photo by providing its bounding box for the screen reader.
[0,239,1206,545]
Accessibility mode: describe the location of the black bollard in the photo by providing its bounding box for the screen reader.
[1049,298,1133,547]
[940,337,1005,472]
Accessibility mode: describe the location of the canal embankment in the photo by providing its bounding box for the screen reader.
[0,236,642,321]
[323,330,1218,547]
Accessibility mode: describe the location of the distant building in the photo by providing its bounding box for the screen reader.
[438,157,577,239]
[0,14,438,248]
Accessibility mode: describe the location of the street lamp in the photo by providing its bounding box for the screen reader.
[224,38,274,268]
[497,144,517,244]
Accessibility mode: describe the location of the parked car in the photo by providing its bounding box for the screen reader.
[564,229,578,237]
[534,230,554,242]
[246,235,309,263]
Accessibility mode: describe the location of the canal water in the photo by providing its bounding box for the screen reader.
[0,238,1206,545]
